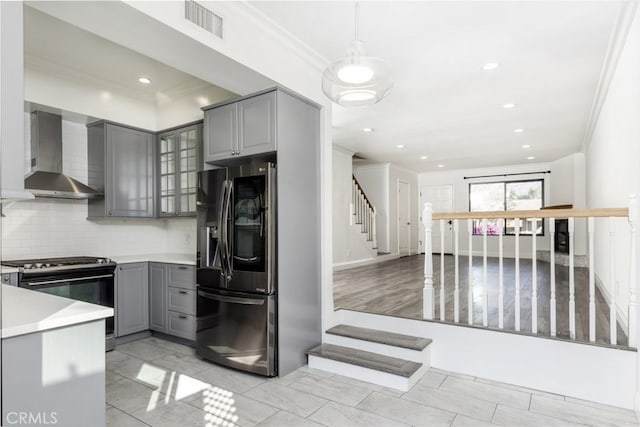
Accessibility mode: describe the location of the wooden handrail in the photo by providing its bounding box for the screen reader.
[432,207,628,220]
[352,174,374,211]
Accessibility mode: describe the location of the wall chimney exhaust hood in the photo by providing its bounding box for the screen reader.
[25,111,102,199]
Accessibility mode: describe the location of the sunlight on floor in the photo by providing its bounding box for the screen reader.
[202,386,238,427]
[134,361,239,426]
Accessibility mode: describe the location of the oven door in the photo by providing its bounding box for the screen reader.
[196,287,276,376]
[20,269,115,349]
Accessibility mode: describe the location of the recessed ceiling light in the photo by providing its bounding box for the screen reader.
[437,164,445,168]
[527,156,535,160]
[514,128,524,133]
[362,127,374,132]
[482,62,499,71]
[503,103,516,109]
[420,156,428,160]
[522,144,531,149]
[138,76,152,84]
[395,144,405,149]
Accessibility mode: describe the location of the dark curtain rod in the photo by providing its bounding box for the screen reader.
[463,170,551,180]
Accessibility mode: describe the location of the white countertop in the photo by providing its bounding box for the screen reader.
[109,253,196,265]
[1,285,114,339]
[1,266,20,274]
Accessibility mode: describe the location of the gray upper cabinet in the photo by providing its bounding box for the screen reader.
[157,122,202,217]
[149,263,167,333]
[116,262,149,337]
[88,122,155,218]
[203,90,276,163]
[204,103,237,162]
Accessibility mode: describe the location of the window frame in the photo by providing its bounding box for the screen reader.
[468,178,545,237]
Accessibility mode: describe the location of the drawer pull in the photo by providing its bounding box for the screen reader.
[179,291,188,295]
[178,266,188,270]
[178,315,187,320]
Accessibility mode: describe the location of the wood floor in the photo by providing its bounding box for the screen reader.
[333,254,629,347]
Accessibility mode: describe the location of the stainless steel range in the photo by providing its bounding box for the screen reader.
[2,256,116,351]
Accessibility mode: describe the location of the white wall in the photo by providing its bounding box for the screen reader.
[354,163,420,256]
[419,162,553,258]
[1,115,196,259]
[353,163,390,253]
[333,145,354,264]
[585,5,640,337]
[550,152,587,255]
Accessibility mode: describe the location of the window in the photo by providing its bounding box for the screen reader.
[469,179,544,236]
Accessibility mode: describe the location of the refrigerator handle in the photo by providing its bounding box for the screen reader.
[198,289,265,305]
[217,180,228,277]
[224,179,234,280]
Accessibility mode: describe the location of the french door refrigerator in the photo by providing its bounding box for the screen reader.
[196,162,277,376]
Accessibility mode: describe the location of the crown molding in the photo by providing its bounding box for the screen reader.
[236,2,329,73]
[581,0,639,153]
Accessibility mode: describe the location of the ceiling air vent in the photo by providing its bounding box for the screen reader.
[185,0,223,38]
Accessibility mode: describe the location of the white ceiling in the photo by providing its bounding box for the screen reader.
[23,6,223,107]
[250,1,625,172]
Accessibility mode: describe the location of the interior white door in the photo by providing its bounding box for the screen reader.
[398,180,411,257]
[420,184,454,254]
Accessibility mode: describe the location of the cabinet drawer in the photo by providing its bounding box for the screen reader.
[167,311,195,340]
[167,287,196,316]
[167,264,195,289]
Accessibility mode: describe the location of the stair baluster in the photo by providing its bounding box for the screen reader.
[550,218,557,337]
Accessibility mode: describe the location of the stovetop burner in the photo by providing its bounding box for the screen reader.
[2,256,114,272]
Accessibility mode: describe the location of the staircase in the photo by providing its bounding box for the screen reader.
[352,175,377,251]
[307,325,432,391]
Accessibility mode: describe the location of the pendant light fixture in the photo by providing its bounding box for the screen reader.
[322,2,393,107]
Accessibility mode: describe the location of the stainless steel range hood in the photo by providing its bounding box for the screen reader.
[25,111,102,199]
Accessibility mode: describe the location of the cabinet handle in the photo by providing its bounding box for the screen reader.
[178,266,188,270]
[179,291,188,294]
[108,211,112,216]
[178,315,187,320]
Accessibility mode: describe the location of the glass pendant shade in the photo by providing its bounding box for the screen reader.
[322,40,393,107]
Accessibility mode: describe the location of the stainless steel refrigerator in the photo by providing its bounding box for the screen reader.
[195,162,277,376]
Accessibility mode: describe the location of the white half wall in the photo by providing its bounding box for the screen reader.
[341,309,636,409]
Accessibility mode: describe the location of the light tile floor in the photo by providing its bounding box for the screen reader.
[106,337,639,427]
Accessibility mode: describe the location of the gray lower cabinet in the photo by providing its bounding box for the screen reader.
[149,263,167,333]
[88,122,155,218]
[203,90,276,162]
[116,262,149,337]
[147,263,196,340]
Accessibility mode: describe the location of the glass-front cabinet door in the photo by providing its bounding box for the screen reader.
[158,122,202,217]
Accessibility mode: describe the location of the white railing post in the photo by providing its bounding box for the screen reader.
[440,219,445,321]
[372,208,377,249]
[454,219,460,323]
[550,218,557,337]
[468,219,474,325]
[498,220,504,329]
[628,195,637,347]
[531,218,538,334]
[423,203,434,320]
[609,217,617,345]
[482,218,488,327]
[515,218,521,331]
[588,216,596,342]
[569,217,576,340]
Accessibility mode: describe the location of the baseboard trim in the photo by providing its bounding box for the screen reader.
[333,253,401,271]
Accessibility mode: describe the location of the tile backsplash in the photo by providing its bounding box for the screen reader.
[1,114,196,260]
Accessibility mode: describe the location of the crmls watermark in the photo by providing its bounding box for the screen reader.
[5,412,58,425]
